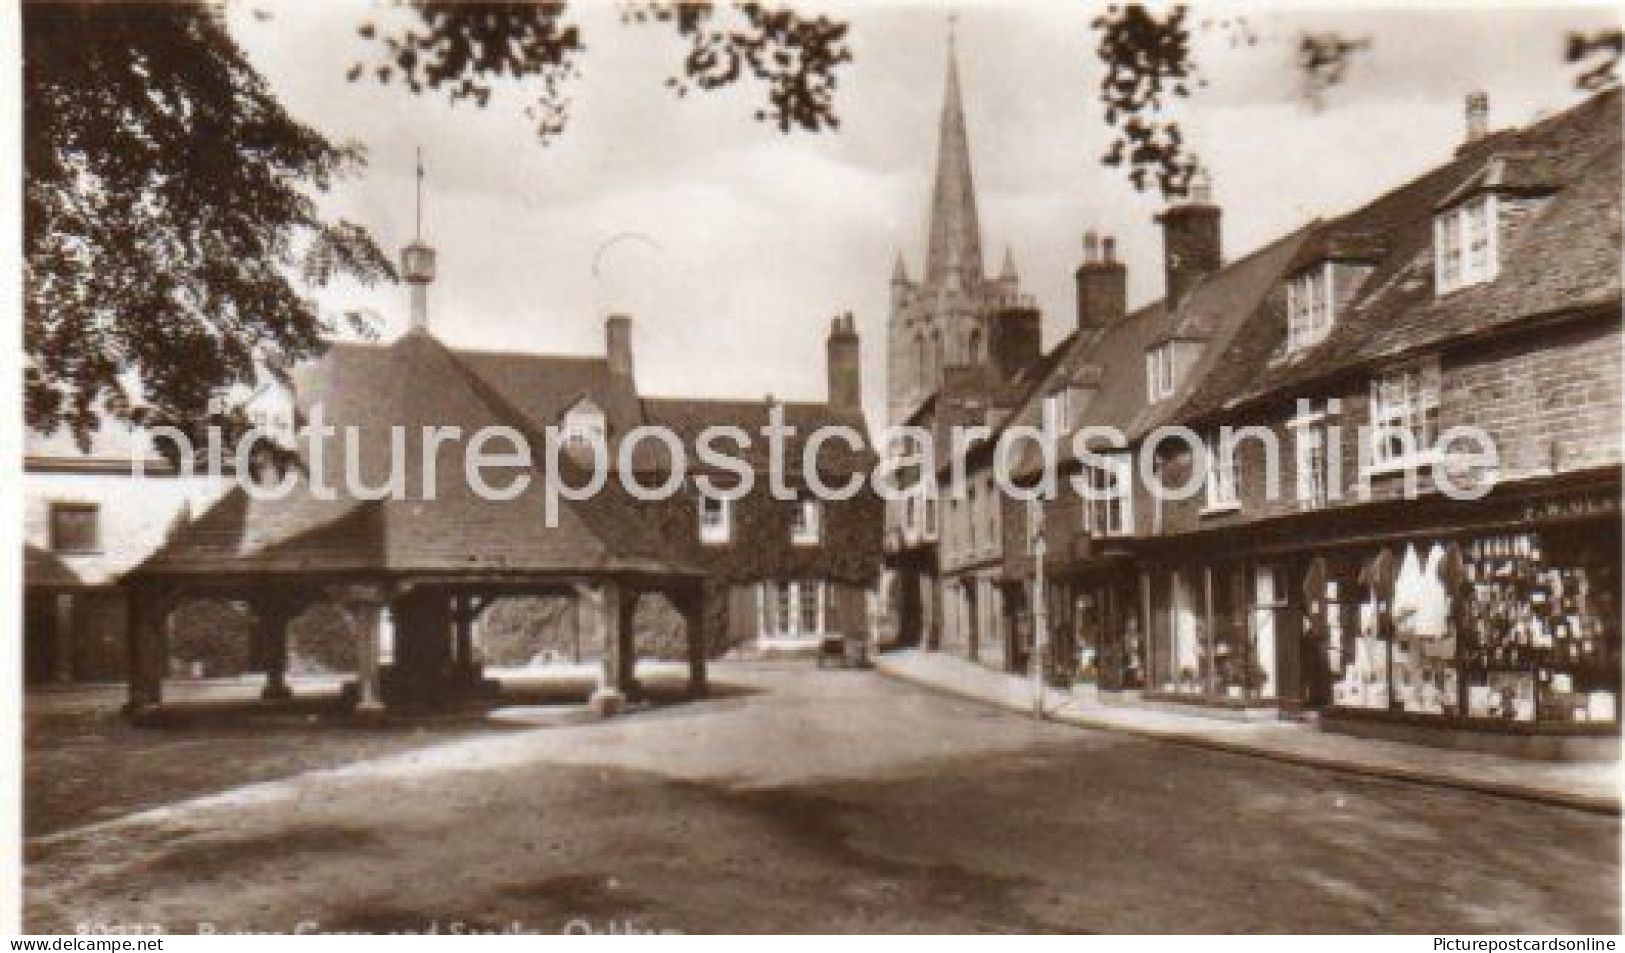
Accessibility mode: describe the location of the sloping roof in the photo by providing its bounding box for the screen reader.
[25,544,84,589]
[641,397,876,477]
[453,350,642,445]
[996,224,1311,480]
[1183,87,1622,420]
[135,334,699,580]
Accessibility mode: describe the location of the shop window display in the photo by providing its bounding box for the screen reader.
[1211,568,1254,699]
[1168,571,1205,694]
[1249,567,1284,698]
[1327,533,1619,726]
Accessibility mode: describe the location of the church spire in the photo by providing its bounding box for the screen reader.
[923,26,984,287]
[998,245,1018,282]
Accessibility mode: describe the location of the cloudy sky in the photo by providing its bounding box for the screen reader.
[229,1,1616,425]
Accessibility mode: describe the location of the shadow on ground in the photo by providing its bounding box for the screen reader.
[23,679,755,838]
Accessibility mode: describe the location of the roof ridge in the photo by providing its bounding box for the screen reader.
[451,345,608,364]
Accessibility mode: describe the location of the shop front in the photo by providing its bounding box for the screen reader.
[1314,516,1620,759]
[1257,477,1618,758]
[1139,560,1297,717]
[1058,564,1145,694]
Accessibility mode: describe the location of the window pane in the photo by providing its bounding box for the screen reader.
[50,505,98,552]
[799,581,820,633]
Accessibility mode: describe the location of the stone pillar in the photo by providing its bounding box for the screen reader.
[590,581,627,717]
[256,598,296,702]
[339,589,388,715]
[123,590,170,720]
[566,590,583,664]
[52,593,76,683]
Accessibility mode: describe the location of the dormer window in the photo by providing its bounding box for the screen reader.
[1044,387,1085,434]
[1286,263,1333,352]
[1435,194,1498,294]
[699,493,732,545]
[560,398,607,455]
[1145,344,1176,402]
[791,495,821,546]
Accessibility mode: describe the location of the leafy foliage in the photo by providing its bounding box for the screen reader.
[353,1,852,141]
[1092,4,1200,199]
[639,1,851,133]
[24,2,395,446]
[1298,32,1370,108]
[351,1,584,142]
[1092,5,1609,200]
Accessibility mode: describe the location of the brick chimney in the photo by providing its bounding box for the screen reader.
[1465,90,1490,144]
[606,315,634,380]
[989,305,1042,382]
[1075,229,1126,335]
[1154,165,1222,307]
[826,312,861,410]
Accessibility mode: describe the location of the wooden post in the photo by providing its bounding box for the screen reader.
[453,593,476,684]
[1203,566,1216,698]
[618,588,640,701]
[683,586,709,700]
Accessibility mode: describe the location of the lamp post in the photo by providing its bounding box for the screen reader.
[1029,496,1048,721]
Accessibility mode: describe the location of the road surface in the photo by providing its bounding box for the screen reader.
[24,664,1620,933]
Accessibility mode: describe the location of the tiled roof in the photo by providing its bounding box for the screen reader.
[25,544,84,589]
[998,225,1311,478]
[452,350,643,449]
[1182,88,1621,421]
[135,334,700,580]
[641,396,876,477]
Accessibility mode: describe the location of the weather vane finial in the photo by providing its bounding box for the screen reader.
[414,146,425,241]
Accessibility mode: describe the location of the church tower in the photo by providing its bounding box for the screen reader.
[887,32,1032,426]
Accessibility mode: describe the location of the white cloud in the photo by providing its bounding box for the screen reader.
[231,1,1611,426]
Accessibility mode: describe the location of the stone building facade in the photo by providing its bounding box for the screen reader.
[917,86,1621,759]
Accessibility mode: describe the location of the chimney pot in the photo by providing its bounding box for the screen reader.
[606,314,634,379]
[1188,163,1213,205]
[1075,228,1127,334]
[1465,90,1490,143]
[826,311,862,410]
[1156,166,1223,305]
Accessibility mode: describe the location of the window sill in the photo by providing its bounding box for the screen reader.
[791,536,821,548]
[757,635,825,649]
[1362,453,1441,478]
[699,536,732,546]
[1198,502,1240,518]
